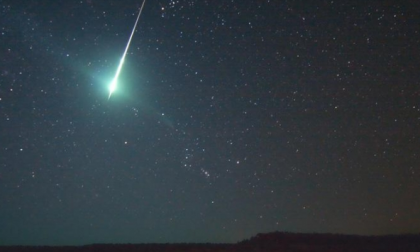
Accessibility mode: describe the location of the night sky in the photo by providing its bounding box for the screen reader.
[1,0,420,246]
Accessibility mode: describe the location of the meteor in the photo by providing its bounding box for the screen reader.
[108,0,146,99]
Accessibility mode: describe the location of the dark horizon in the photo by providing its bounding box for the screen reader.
[1,229,420,247]
[1,232,420,252]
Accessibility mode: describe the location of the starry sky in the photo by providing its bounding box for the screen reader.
[1,0,420,246]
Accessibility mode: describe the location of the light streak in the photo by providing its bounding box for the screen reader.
[108,0,146,99]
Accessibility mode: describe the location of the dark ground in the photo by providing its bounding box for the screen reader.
[1,232,420,252]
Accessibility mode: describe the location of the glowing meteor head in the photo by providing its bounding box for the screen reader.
[108,79,117,99]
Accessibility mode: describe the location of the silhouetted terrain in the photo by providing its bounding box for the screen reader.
[2,232,420,252]
[237,232,420,251]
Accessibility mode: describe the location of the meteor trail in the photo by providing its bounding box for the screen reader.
[108,0,146,99]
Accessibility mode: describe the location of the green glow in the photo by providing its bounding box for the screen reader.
[108,58,124,99]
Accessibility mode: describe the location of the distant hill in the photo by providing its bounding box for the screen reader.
[237,232,420,252]
[1,232,420,252]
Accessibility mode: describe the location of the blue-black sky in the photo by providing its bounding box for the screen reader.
[1,0,420,246]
